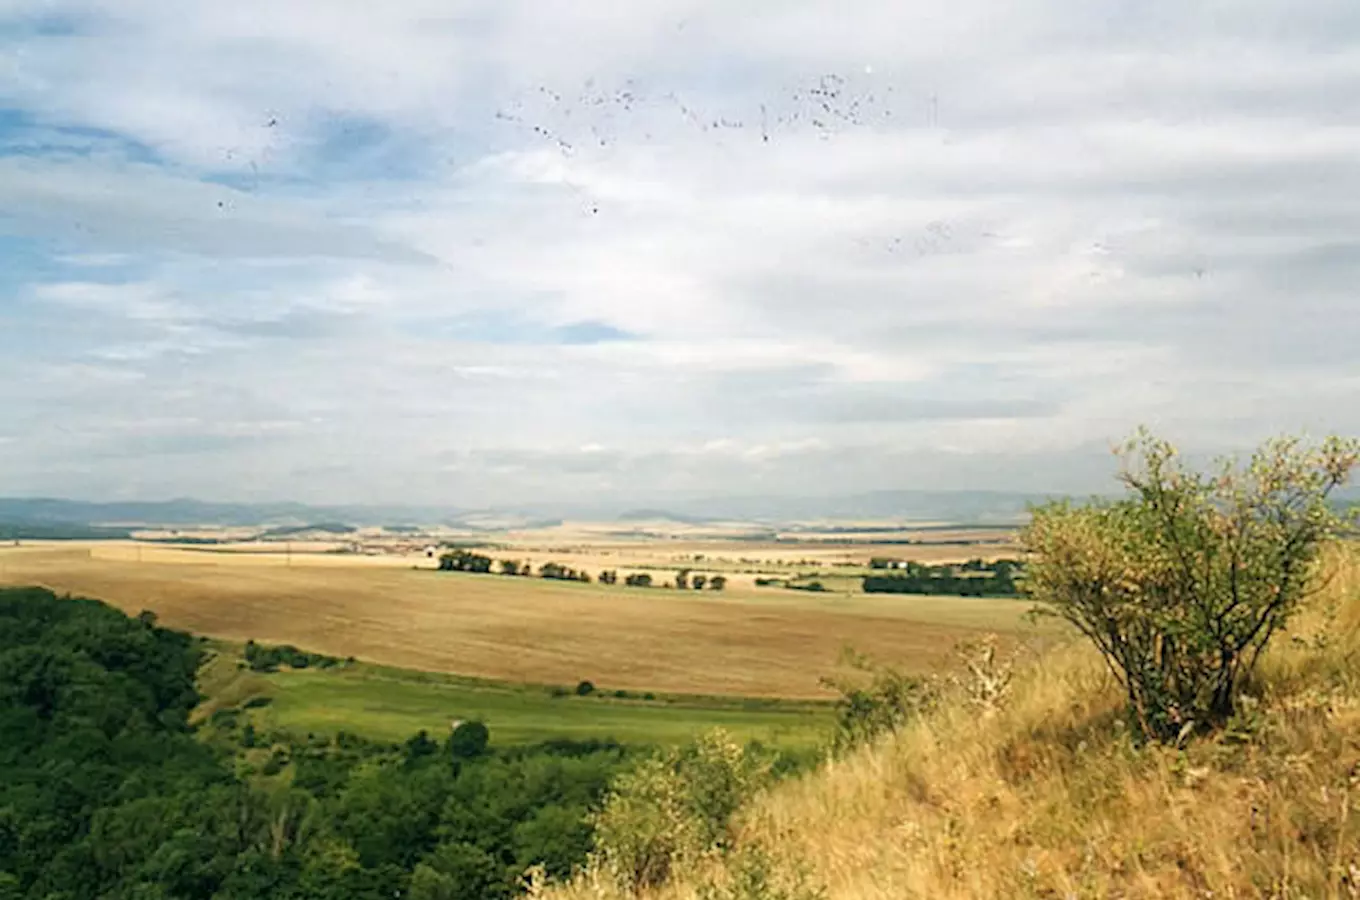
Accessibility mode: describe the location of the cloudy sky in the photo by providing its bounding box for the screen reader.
[1,1,1357,507]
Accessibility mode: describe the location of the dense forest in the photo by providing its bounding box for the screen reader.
[861,558,1022,596]
[0,586,645,899]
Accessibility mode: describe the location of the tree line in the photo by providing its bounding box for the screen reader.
[862,558,1022,596]
[439,551,727,591]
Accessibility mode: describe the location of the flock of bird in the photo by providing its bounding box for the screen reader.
[204,72,1207,280]
[489,70,954,249]
[493,71,932,156]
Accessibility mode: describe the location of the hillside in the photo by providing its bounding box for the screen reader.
[547,545,1360,899]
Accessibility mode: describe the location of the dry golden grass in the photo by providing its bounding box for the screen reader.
[548,545,1360,899]
[0,544,1046,697]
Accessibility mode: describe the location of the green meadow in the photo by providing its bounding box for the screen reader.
[197,642,834,748]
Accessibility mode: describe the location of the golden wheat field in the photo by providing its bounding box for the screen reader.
[0,537,1045,697]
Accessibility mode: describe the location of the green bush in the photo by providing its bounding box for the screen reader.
[261,748,288,776]
[243,639,339,672]
[408,842,499,900]
[819,649,937,754]
[210,707,240,728]
[575,680,595,697]
[1023,430,1358,742]
[448,720,490,760]
[591,730,771,890]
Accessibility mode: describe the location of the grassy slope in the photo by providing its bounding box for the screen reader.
[551,545,1360,899]
[196,643,831,748]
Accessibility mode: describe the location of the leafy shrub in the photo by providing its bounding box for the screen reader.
[243,639,340,672]
[1023,430,1358,742]
[261,748,288,776]
[403,730,439,763]
[819,650,937,754]
[591,730,772,890]
[210,707,240,727]
[448,720,490,760]
[575,680,596,697]
[408,842,499,900]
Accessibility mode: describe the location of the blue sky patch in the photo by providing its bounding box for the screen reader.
[404,311,639,346]
[552,320,636,345]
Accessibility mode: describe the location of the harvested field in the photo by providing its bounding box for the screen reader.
[0,543,1053,697]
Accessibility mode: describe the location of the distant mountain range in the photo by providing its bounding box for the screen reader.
[0,497,463,529]
[0,490,1072,530]
[3,482,1352,536]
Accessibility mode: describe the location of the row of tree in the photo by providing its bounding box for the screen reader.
[861,559,1022,596]
[439,551,727,591]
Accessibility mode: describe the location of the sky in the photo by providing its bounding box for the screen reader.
[1,1,1357,507]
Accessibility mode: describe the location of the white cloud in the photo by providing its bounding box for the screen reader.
[1,0,1357,506]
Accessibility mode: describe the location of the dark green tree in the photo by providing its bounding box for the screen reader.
[448,721,490,760]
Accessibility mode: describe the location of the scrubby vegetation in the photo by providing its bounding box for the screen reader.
[1025,431,1357,742]
[243,638,343,672]
[542,432,1360,900]
[587,731,777,892]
